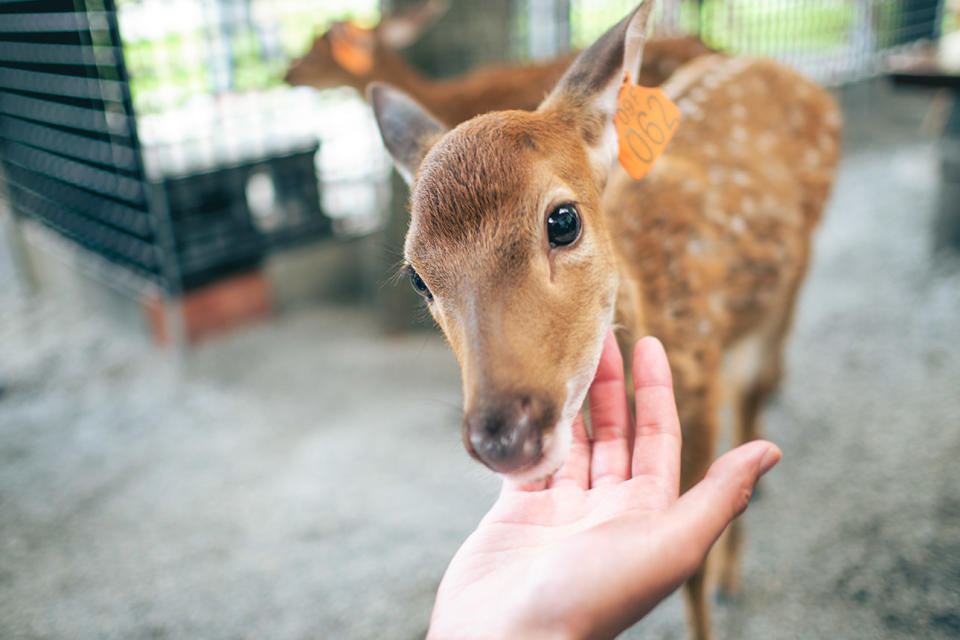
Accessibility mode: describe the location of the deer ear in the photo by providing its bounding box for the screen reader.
[539,1,655,171]
[369,83,448,185]
[377,0,449,49]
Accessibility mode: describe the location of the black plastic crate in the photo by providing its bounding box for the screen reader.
[160,144,327,290]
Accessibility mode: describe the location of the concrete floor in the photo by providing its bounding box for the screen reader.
[1,81,959,639]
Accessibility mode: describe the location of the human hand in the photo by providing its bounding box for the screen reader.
[427,330,781,640]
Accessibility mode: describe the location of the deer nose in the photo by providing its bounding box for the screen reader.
[463,394,549,474]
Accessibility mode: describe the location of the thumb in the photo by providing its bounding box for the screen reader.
[667,440,781,573]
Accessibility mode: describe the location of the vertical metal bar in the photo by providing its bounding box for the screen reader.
[102,0,187,351]
[147,181,186,351]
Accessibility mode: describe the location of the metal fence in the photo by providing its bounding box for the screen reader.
[0,0,951,299]
[533,0,947,85]
[0,0,165,290]
[0,0,358,295]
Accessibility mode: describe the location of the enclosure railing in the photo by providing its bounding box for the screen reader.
[0,0,950,303]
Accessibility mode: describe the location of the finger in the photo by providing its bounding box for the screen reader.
[665,441,781,571]
[570,443,781,640]
[589,330,633,488]
[549,411,591,489]
[630,337,682,499]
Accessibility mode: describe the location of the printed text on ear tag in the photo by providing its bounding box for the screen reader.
[615,71,682,180]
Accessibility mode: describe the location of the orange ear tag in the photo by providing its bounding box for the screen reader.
[330,23,374,76]
[615,71,682,180]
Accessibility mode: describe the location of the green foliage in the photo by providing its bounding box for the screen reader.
[119,1,379,114]
[699,0,851,53]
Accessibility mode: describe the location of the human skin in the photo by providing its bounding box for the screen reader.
[427,331,782,640]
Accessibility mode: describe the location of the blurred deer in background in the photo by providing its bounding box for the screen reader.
[284,0,713,126]
[369,1,841,637]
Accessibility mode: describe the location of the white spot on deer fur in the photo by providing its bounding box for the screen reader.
[731,215,746,234]
[723,56,755,77]
[703,74,720,89]
[727,84,744,99]
[708,167,725,185]
[687,238,703,255]
[662,54,727,99]
[789,109,805,128]
[689,87,707,103]
[818,132,835,152]
[804,148,821,167]
[705,204,726,225]
[682,179,701,193]
[731,103,747,119]
[757,131,777,151]
[732,125,747,142]
[678,99,703,121]
[733,170,751,186]
[825,107,841,129]
[702,142,718,158]
[741,196,757,214]
[709,292,725,313]
[698,319,711,336]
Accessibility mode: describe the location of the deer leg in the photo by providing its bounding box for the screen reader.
[675,368,722,640]
[716,336,785,598]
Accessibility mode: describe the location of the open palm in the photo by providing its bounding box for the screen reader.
[428,332,781,640]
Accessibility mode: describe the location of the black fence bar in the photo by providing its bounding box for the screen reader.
[0,116,138,171]
[0,0,163,285]
[0,41,121,66]
[2,140,146,204]
[0,91,134,137]
[0,12,108,33]
[0,67,124,101]
[3,163,153,238]
[7,182,159,269]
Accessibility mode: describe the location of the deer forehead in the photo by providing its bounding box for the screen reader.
[407,112,596,267]
[406,121,546,266]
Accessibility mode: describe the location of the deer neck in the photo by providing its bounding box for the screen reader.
[367,47,436,106]
[612,247,646,341]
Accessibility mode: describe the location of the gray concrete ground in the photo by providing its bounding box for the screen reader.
[1,81,959,639]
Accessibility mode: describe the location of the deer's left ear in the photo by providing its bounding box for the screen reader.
[369,83,448,185]
[539,0,654,172]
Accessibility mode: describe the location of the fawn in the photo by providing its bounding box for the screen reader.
[284,0,712,127]
[369,1,840,638]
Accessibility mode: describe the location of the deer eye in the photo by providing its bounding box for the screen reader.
[547,204,581,248]
[408,267,433,301]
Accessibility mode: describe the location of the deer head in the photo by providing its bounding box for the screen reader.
[284,0,448,90]
[370,3,654,482]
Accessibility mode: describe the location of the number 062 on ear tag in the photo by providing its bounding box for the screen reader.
[615,72,682,180]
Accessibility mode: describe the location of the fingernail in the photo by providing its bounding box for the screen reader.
[758,445,782,476]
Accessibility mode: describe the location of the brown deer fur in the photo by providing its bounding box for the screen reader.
[285,17,713,126]
[370,3,840,639]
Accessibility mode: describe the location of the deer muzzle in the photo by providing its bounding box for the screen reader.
[462,392,555,474]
